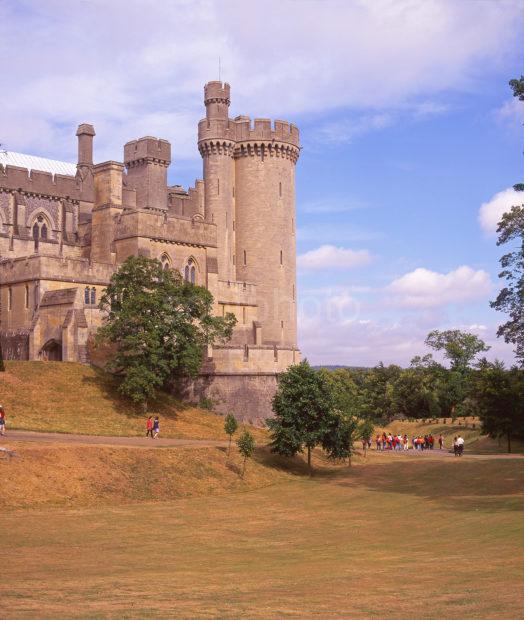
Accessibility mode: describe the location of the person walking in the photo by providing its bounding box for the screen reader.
[438,434,444,450]
[0,405,5,436]
[146,416,154,438]
[152,416,160,439]
[453,436,458,456]
[456,435,464,457]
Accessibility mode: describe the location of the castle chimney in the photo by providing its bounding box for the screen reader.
[76,123,95,166]
[204,81,230,120]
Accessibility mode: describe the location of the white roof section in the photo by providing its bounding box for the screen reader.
[0,150,77,176]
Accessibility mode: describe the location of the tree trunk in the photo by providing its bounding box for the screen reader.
[307,446,312,472]
[228,435,231,456]
[507,432,512,454]
[242,456,246,478]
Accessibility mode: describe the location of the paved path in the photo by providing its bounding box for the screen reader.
[2,430,229,449]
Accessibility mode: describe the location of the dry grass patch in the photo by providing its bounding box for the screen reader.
[0,361,268,442]
[1,454,522,618]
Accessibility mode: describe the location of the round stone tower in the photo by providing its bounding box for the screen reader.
[198,81,236,281]
[234,117,300,347]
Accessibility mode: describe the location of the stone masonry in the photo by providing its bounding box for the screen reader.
[0,82,301,420]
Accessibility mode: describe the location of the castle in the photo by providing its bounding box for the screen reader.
[0,82,300,420]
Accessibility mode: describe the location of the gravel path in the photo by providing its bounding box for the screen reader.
[1,430,229,449]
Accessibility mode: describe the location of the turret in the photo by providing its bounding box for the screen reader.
[234,116,300,347]
[204,81,230,119]
[198,82,236,281]
[76,123,95,167]
[124,137,171,211]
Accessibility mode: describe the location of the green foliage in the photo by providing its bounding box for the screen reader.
[468,360,524,452]
[97,256,236,406]
[358,418,375,441]
[268,360,334,469]
[224,413,239,456]
[509,75,524,101]
[490,78,524,365]
[199,397,214,410]
[490,204,524,365]
[358,363,402,422]
[236,429,256,477]
[425,330,490,373]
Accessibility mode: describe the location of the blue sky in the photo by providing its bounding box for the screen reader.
[1,0,523,366]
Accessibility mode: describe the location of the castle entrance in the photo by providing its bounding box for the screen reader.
[40,339,63,361]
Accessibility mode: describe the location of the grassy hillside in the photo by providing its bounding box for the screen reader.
[0,361,268,441]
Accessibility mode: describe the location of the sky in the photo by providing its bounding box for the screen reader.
[1,0,523,367]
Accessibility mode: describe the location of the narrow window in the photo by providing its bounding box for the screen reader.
[184,265,189,281]
[84,287,90,304]
[243,250,246,266]
[190,266,196,285]
[261,145,264,162]
[8,287,12,311]
[233,220,235,231]
[232,186,235,198]
[217,178,220,195]
[242,306,246,324]
[32,223,39,239]
[279,181,282,197]
[25,284,29,309]
[41,223,47,240]
[233,254,236,265]
[280,250,283,265]
[91,287,96,305]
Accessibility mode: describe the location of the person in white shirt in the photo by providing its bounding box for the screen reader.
[456,435,464,456]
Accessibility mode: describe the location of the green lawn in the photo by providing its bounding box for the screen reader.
[1,454,523,618]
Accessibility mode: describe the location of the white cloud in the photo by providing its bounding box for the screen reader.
[313,113,394,145]
[387,266,492,308]
[0,0,522,164]
[298,245,374,270]
[479,187,523,235]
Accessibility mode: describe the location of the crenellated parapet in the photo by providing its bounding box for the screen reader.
[0,164,81,200]
[124,137,171,168]
[234,141,299,163]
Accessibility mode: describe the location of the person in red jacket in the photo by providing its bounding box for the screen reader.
[146,416,153,438]
[0,405,6,436]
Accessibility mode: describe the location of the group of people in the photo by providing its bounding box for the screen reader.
[361,431,464,454]
[146,416,160,439]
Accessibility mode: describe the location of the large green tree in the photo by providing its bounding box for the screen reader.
[490,77,524,365]
[268,360,334,470]
[425,330,490,373]
[469,360,524,453]
[98,256,236,407]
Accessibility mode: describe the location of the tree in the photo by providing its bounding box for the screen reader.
[509,75,524,101]
[358,363,402,422]
[490,77,524,364]
[97,256,236,408]
[224,413,239,456]
[425,330,490,373]
[237,429,255,477]
[469,360,524,453]
[268,360,334,471]
[321,411,357,462]
[490,205,524,365]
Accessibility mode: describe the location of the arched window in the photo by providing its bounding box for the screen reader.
[32,214,50,250]
[90,287,96,305]
[160,254,171,271]
[7,287,12,311]
[41,222,47,239]
[25,284,29,309]
[184,258,197,284]
[84,287,90,305]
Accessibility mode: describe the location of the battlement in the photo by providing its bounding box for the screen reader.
[124,137,171,166]
[234,117,300,146]
[204,81,230,104]
[0,164,81,199]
